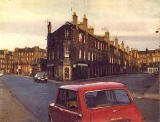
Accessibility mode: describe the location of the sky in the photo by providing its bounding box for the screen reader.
[0,0,160,51]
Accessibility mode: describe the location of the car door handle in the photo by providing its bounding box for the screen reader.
[112,109,118,113]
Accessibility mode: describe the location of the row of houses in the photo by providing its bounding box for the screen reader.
[0,50,13,74]
[0,46,47,76]
[139,48,160,73]
[0,12,159,80]
[47,12,160,81]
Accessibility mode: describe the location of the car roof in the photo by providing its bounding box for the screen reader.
[60,82,127,92]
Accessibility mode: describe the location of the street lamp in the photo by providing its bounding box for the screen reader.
[155,29,160,73]
[155,28,160,112]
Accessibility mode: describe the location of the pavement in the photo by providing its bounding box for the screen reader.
[0,78,39,122]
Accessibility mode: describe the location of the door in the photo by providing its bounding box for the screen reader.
[65,67,69,80]
[63,66,71,80]
[53,89,67,122]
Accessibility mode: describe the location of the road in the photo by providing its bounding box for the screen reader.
[0,74,159,122]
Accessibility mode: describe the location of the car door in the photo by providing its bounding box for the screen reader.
[54,89,67,122]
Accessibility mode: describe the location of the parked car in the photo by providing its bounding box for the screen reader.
[34,72,48,83]
[48,82,146,122]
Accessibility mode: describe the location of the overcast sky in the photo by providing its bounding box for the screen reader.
[0,0,160,51]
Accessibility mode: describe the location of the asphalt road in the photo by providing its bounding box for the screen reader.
[0,74,159,122]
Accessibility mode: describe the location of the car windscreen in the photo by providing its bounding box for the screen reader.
[85,89,131,109]
[37,72,46,77]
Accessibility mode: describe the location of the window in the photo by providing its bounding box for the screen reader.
[57,89,67,107]
[114,90,130,104]
[88,52,90,60]
[98,42,100,49]
[92,52,94,61]
[57,89,78,111]
[79,49,82,59]
[85,89,130,109]
[65,30,69,39]
[95,53,97,60]
[95,41,97,48]
[64,47,70,58]
[84,51,86,60]
[52,51,54,60]
[79,33,83,43]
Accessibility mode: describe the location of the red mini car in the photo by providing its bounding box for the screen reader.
[48,82,146,122]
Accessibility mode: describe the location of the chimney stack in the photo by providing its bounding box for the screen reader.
[115,36,118,48]
[83,14,88,30]
[88,26,94,34]
[104,31,110,42]
[48,21,52,33]
[121,41,125,51]
[72,12,78,25]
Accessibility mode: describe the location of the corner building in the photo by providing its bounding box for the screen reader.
[47,12,139,81]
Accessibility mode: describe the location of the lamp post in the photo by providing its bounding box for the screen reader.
[155,29,160,74]
[155,29,160,112]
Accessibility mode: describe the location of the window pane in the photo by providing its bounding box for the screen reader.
[57,89,67,107]
[67,91,78,111]
[56,89,78,111]
[85,89,131,109]
[114,90,131,105]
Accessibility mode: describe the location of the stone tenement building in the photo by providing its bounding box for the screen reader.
[47,12,140,81]
[0,50,14,74]
[138,48,160,73]
[13,46,46,76]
